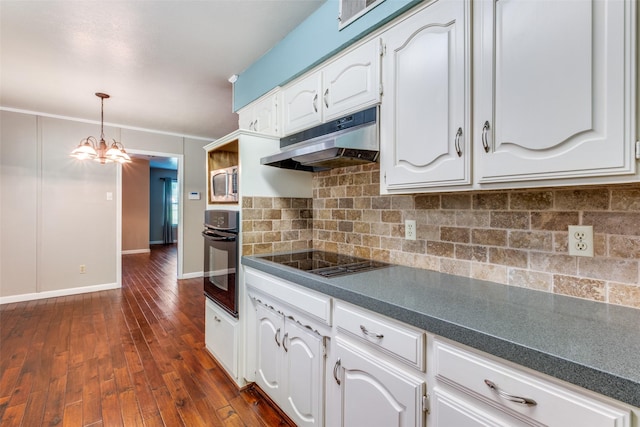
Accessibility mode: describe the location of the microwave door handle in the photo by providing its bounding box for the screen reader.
[202,232,234,241]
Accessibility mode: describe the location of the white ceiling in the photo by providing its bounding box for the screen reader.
[0,0,325,140]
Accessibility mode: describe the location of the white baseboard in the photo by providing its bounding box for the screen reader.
[0,282,121,305]
[180,271,203,279]
[122,248,151,255]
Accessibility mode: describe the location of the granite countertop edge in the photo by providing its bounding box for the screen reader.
[241,255,640,408]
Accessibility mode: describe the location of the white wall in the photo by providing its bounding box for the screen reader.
[0,110,209,302]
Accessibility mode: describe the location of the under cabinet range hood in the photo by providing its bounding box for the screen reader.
[260,106,379,172]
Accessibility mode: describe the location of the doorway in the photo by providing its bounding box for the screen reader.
[117,150,184,286]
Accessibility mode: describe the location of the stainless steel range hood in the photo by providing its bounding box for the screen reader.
[260,106,379,172]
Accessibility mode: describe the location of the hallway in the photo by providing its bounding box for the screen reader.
[0,244,291,426]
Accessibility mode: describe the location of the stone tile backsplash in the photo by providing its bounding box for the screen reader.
[241,165,640,310]
[311,163,640,310]
[242,197,313,256]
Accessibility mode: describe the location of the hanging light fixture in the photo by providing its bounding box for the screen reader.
[70,92,132,164]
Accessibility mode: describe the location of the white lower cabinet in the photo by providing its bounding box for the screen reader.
[328,337,426,427]
[245,269,639,426]
[205,298,238,381]
[431,338,632,427]
[254,302,325,427]
[432,386,529,427]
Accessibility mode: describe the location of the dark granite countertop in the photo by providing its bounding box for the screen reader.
[242,254,640,408]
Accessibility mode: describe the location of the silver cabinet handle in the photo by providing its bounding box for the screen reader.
[313,93,318,113]
[333,358,341,385]
[482,120,491,153]
[455,127,463,157]
[253,119,258,131]
[214,316,221,323]
[484,379,537,406]
[324,88,329,108]
[360,325,384,339]
[283,332,289,352]
[275,328,281,347]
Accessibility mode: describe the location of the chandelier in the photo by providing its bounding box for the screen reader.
[70,93,131,164]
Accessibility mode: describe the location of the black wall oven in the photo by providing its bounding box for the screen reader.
[202,210,239,318]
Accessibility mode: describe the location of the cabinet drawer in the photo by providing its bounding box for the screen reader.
[245,268,332,325]
[334,302,425,371]
[433,339,631,427]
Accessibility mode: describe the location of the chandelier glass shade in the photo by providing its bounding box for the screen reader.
[70,93,131,164]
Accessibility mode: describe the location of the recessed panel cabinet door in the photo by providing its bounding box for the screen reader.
[283,71,323,135]
[255,304,283,400]
[475,0,635,184]
[283,320,324,427]
[333,338,425,427]
[381,0,470,192]
[323,38,381,121]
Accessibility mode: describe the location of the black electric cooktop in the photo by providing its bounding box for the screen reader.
[257,250,391,278]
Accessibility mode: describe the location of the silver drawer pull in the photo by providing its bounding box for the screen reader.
[454,127,463,157]
[283,332,289,352]
[333,358,341,385]
[213,316,221,323]
[275,328,281,347]
[360,325,384,339]
[481,120,491,153]
[484,379,537,406]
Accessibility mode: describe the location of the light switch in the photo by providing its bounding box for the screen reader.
[106,192,113,200]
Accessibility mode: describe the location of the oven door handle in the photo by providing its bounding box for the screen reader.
[201,231,236,241]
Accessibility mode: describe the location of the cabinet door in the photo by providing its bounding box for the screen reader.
[381,0,470,193]
[255,304,284,400]
[238,93,280,136]
[205,299,238,380]
[238,106,254,132]
[323,38,381,121]
[333,338,425,427]
[475,0,635,184]
[283,320,324,427]
[253,93,280,136]
[283,71,323,135]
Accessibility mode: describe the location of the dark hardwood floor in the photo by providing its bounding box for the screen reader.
[0,244,292,426]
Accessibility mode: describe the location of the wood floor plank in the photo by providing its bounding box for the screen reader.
[0,245,289,427]
[99,377,123,427]
[19,389,46,426]
[62,400,82,427]
[0,401,25,427]
[162,371,207,427]
[152,385,186,427]
[131,370,161,421]
[216,404,246,427]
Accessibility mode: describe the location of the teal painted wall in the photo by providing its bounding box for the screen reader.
[233,0,423,111]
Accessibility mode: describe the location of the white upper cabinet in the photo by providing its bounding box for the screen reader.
[380,0,470,193]
[322,38,382,121]
[282,38,382,135]
[475,0,636,186]
[282,70,324,135]
[238,89,281,136]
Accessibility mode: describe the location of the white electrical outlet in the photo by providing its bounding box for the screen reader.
[80,264,86,274]
[568,225,594,257]
[405,220,416,240]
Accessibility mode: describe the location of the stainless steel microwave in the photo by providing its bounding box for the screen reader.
[210,166,238,202]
